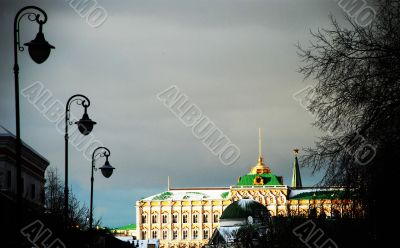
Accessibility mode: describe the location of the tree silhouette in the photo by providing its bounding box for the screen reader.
[44,167,101,230]
[297,0,400,243]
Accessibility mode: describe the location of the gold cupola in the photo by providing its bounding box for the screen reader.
[249,128,271,174]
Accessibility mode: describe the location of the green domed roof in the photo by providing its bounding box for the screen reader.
[220,199,268,220]
[236,154,283,186]
[237,173,282,186]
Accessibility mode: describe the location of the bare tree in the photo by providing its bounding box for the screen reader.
[297,0,400,241]
[44,167,101,229]
[44,167,64,214]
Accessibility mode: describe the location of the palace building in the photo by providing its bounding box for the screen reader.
[136,132,360,248]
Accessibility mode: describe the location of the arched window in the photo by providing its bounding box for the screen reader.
[152,230,157,239]
[141,214,147,223]
[173,230,178,240]
[213,213,219,223]
[193,214,198,223]
[141,230,147,239]
[162,230,168,240]
[183,214,188,223]
[152,214,158,224]
[203,229,209,240]
[182,230,188,240]
[162,214,168,224]
[203,214,208,223]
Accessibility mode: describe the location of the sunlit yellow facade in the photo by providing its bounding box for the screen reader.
[136,148,360,248]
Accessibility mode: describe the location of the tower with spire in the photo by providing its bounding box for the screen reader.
[291,149,302,188]
[237,129,283,186]
[249,128,271,174]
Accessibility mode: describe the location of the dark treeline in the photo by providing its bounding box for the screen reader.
[272,216,370,248]
[1,167,103,247]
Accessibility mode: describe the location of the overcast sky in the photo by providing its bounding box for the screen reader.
[0,0,347,227]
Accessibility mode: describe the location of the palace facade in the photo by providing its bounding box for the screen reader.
[136,142,360,248]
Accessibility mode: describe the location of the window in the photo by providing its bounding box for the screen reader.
[141,214,147,223]
[21,177,24,193]
[182,230,188,240]
[7,171,11,188]
[142,231,147,239]
[162,215,168,224]
[213,214,219,223]
[183,214,188,223]
[173,230,178,240]
[152,230,157,239]
[193,230,198,239]
[203,214,208,223]
[30,184,36,199]
[152,214,157,224]
[193,214,198,223]
[204,229,209,240]
[172,214,178,223]
[0,172,3,189]
[162,230,168,240]
[41,189,45,204]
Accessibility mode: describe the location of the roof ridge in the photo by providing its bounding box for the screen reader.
[170,187,230,190]
[0,125,14,136]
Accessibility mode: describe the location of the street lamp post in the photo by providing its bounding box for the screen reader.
[13,5,55,236]
[65,95,96,229]
[90,147,115,230]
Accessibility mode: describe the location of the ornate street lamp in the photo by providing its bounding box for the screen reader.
[23,19,55,63]
[65,94,96,229]
[90,147,115,229]
[13,5,54,237]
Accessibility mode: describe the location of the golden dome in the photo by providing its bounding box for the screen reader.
[249,155,271,174]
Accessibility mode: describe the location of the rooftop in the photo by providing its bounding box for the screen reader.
[0,126,13,137]
[220,199,268,220]
[289,188,350,200]
[0,125,49,164]
[111,223,136,231]
[141,188,230,201]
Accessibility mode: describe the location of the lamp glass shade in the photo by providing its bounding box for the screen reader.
[99,160,115,178]
[24,32,55,64]
[75,113,96,135]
